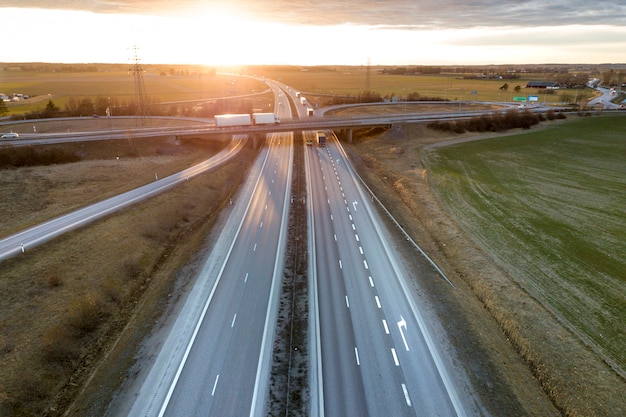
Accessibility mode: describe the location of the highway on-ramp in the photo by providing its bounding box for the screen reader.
[0,137,246,262]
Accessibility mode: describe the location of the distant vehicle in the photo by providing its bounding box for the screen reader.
[1,133,19,139]
[300,96,307,106]
[295,91,301,98]
[215,114,252,127]
[215,113,280,127]
[306,137,313,146]
[252,112,280,125]
[316,131,326,147]
[518,104,527,110]
[307,107,314,116]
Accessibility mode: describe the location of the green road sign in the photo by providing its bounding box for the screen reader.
[513,96,526,101]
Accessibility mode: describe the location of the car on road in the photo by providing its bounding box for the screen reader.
[1,133,19,139]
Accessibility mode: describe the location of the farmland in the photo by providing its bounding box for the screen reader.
[251,66,596,104]
[422,115,626,375]
[1,68,270,116]
[1,64,598,118]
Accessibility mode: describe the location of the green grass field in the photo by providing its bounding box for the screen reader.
[423,115,626,373]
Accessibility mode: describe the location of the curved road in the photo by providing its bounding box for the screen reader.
[0,137,246,262]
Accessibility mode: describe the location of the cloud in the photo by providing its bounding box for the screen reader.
[7,0,626,28]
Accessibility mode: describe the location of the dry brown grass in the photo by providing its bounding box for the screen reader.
[0,137,257,416]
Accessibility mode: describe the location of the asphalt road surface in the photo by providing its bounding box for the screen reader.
[305,132,468,417]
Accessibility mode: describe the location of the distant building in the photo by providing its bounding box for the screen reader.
[526,81,560,89]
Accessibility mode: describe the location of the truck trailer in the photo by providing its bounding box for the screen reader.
[214,114,252,127]
[252,112,280,124]
[300,96,307,106]
[316,131,326,147]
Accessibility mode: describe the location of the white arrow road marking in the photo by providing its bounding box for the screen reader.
[352,201,358,211]
[398,316,410,351]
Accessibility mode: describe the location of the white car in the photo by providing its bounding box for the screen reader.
[1,133,19,139]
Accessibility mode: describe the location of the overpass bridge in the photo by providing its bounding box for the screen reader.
[1,106,522,147]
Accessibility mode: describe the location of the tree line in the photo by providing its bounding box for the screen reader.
[427,109,566,134]
[9,96,253,120]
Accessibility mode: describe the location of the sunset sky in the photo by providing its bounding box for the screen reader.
[2,1,625,66]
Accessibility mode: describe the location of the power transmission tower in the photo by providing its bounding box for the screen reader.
[365,56,371,92]
[130,45,148,126]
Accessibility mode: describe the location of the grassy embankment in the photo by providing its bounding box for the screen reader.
[420,115,626,415]
[341,110,625,415]
[0,135,258,416]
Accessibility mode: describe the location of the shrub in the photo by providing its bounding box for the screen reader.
[67,293,107,336]
[0,146,80,169]
[41,325,78,364]
[46,274,63,288]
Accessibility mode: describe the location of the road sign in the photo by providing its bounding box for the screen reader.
[528,95,539,102]
[514,96,526,101]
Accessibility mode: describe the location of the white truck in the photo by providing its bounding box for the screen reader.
[214,114,252,127]
[300,96,307,106]
[306,107,314,116]
[252,112,280,124]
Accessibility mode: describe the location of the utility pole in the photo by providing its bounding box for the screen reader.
[130,45,148,126]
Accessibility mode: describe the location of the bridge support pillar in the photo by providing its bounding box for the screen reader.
[346,128,353,143]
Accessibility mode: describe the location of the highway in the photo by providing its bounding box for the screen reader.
[305,132,467,416]
[123,81,294,416]
[127,133,293,416]
[2,78,475,416]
